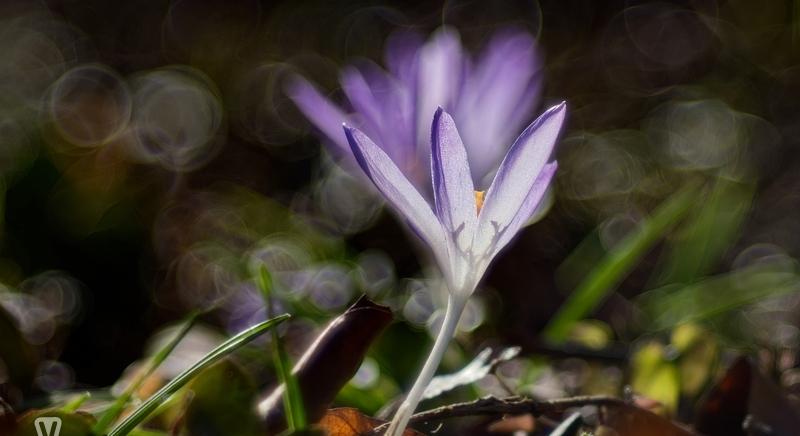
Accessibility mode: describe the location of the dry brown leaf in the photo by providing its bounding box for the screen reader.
[486,413,536,433]
[594,425,621,436]
[632,394,666,413]
[695,356,800,436]
[317,408,422,436]
[603,403,697,436]
[260,296,393,433]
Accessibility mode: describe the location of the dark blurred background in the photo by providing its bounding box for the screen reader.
[1,0,800,429]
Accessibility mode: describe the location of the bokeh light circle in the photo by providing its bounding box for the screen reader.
[129,66,224,171]
[48,64,132,147]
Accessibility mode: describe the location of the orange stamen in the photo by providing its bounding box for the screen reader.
[474,190,485,215]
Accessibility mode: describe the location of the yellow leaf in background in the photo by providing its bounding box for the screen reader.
[630,342,680,415]
[671,324,718,397]
[568,319,613,350]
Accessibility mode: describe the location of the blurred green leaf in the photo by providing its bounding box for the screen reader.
[209,184,342,258]
[61,392,91,414]
[93,314,197,434]
[544,182,700,342]
[182,359,260,435]
[650,178,754,287]
[637,262,800,330]
[15,409,95,436]
[555,230,606,295]
[127,430,168,436]
[107,313,290,436]
[256,266,306,431]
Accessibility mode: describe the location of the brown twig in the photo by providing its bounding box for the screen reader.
[370,395,626,434]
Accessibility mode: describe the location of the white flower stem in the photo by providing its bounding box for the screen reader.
[385,294,467,436]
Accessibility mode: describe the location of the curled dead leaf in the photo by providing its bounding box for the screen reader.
[317,408,422,436]
[602,403,697,436]
[259,296,393,433]
[486,413,535,433]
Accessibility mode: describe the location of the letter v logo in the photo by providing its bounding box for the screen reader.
[34,417,62,436]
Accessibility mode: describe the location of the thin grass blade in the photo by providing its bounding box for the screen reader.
[638,262,800,330]
[107,313,290,436]
[648,178,754,287]
[257,266,307,431]
[543,182,700,342]
[61,391,91,413]
[93,313,198,434]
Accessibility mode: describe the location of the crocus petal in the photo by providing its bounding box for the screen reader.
[341,66,384,139]
[415,27,464,150]
[344,125,447,263]
[385,30,424,86]
[285,75,351,151]
[474,102,566,254]
[456,31,542,181]
[431,108,477,250]
[341,63,417,177]
[491,161,557,256]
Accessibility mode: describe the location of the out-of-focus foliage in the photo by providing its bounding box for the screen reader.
[0,0,798,435]
[259,297,392,434]
[14,409,94,436]
[108,314,288,436]
[182,359,261,436]
[545,182,700,342]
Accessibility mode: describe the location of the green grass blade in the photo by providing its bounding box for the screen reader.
[107,313,290,436]
[257,266,306,431]
[649,178,754,287]
[61,391,91,413]
[543,182,700,343]
[128,430,169,436]
[93,313,198,435]
[638,262,800,330]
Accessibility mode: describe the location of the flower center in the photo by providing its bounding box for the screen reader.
[474,190,485,215]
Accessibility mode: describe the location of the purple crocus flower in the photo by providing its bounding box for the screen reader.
[288,26,565,435]
[344,103,565,435]
[344,105,564,298]
[287,27,542,191]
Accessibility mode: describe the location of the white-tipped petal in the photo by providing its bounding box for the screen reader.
[474,102,566,255]
[431,108,477,249]
[344,125,447,266]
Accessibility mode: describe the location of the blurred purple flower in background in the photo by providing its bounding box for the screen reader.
[289,25,565,436]
[287,26,543,190]
[288,24,565,435]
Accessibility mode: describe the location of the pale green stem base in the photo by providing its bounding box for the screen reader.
[385,294,467,436]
